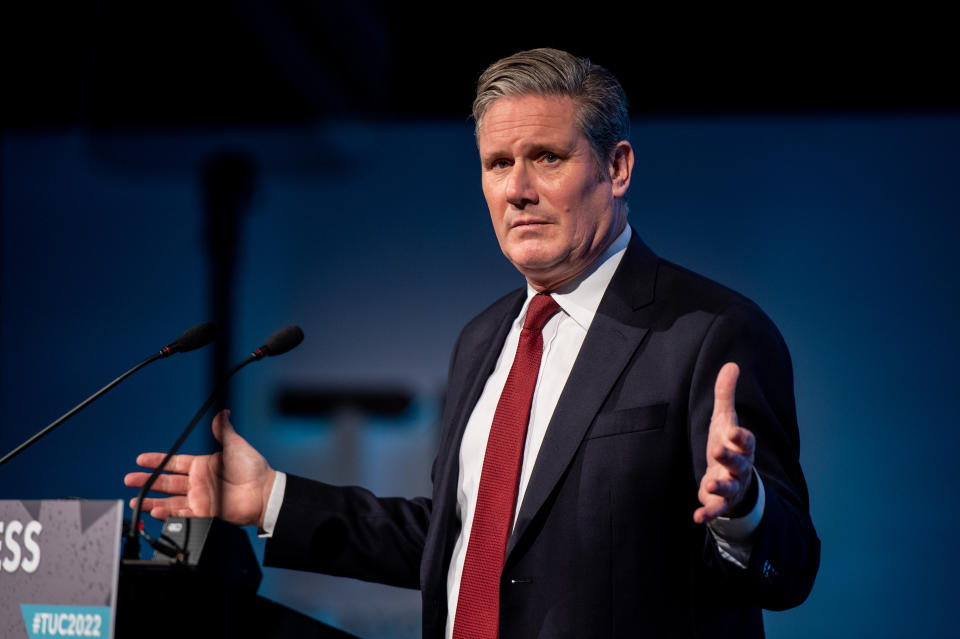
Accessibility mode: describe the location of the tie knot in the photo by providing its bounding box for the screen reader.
[523,294,561,331]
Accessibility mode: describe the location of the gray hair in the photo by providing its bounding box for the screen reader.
[473,48,630,166]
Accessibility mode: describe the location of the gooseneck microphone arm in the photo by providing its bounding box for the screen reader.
[0,322,217,469]
[124,325,304,559]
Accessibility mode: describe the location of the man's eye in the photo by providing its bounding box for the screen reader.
[541,153,559,163]
[492,159,510,169]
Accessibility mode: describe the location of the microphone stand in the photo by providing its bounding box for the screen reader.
[0,323,215,469]
[0,353,163,469]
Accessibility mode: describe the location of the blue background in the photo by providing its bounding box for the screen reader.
[2,115,958,637]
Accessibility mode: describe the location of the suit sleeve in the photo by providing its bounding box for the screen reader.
[260,327,471,590]
[262,475,431,589]
[688,302,820,610]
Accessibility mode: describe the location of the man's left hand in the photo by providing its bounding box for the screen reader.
[693,362,757,524]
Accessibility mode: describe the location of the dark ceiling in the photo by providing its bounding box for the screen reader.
[2,3,956,128]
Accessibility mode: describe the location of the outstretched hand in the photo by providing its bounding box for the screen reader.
[124,410,275,528]
[693,362,757,524]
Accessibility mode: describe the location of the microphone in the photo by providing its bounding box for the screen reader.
[0,322,217,469]
[124,326,304,559]
[161,322,218,357]
[253,325,304,359]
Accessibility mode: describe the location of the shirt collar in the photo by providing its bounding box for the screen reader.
[521,225,632,331]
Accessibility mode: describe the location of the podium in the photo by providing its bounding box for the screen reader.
[118,560,357,638]
[118,517,356,638]
[0,501,356,638]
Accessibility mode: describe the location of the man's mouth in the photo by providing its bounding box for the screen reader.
[511,218,550,230]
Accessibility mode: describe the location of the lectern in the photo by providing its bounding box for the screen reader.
[0,500,356,638]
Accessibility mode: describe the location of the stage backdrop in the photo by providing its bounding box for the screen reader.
[2,115,957,638]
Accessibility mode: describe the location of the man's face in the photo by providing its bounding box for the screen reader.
[478,94,630,291]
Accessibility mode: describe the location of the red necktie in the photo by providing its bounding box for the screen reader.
[453,293,561,639]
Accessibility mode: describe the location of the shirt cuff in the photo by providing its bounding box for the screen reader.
[707,470,765,569]
[258,471,287,538]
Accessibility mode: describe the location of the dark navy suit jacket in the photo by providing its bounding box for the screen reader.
[264,233,820,638]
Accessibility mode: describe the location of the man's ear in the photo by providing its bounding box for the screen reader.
[608,141,634,198]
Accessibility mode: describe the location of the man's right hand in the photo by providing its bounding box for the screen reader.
[123,409,276,528]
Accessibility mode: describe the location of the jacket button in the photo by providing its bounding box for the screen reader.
[762,560,779,582]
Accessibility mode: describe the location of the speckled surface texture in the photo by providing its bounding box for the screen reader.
[1,500,122,638]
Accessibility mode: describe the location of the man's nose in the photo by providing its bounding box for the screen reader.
[505,162,538,209]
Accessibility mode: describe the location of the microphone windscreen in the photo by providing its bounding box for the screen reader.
[260,326,304,357]
[172,322,217,353]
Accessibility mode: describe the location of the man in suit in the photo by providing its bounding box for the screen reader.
[127,48,819,637]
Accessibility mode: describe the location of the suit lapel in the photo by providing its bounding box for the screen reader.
[428,290,526,581]
[506,233,659,559]
[444,292,526,466]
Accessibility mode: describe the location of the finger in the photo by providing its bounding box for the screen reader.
[712,362,740,419]
[693,495,727,524]
[698,474,730,504]
[124,472,190,495]
[124,472,147,488]
[148,506,171,521]
[703,477,742,500]
[727,426,756,455]
[213,410,253,456]
[697,474,731,521]
[212,409,233,444]
[135,452,196,474]
[152,502,195,519]
[149,497,194,521]
[130,495,189,515]
[713,446,752,477]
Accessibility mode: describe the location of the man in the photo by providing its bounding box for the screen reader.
[126,48,819,638]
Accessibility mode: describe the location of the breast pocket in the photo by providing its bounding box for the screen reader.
[585,402,668,439]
